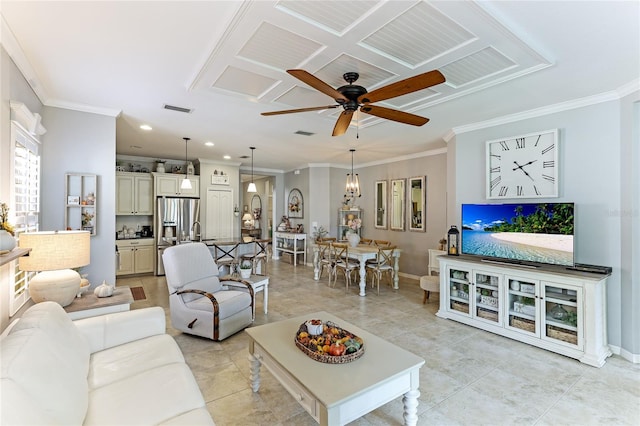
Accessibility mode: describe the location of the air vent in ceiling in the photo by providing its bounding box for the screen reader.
[295,130,315,136]
[163,104,193,114]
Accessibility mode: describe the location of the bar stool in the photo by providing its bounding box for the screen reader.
[241,238,270,275]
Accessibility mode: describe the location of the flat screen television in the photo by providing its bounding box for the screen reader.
[461,203,574,267]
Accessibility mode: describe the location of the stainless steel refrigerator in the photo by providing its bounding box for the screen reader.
[156,197,200,275]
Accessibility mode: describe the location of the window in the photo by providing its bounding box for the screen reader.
[9,121,41,315]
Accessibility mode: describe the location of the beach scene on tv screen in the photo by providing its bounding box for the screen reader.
[461,203,574,266]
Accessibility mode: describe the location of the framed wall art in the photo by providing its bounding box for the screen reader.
[288,188,303,218]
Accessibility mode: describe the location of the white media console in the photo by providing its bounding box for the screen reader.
[437,255,611,367]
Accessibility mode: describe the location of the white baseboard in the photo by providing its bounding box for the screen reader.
[608,344,640,363]
[397,272,421,281]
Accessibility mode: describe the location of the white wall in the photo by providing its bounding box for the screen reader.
[451,96,638,356]
[40,107,117,289]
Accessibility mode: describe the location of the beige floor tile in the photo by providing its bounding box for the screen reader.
[119,258,639,425]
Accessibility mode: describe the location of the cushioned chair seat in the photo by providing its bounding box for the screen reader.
[420,275,439,303]
[184,290,251,317]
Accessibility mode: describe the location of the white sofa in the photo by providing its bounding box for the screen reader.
[1,301,215,425]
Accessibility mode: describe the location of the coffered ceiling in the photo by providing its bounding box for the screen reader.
[2,1,638,171]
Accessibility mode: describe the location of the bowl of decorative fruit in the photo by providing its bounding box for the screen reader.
[295,321,364,363]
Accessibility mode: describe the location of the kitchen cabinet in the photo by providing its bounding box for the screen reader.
[154,173,199,197]
[65,173,97,236]
[437,255,610,367]
[116,172,153,215]
[116,239,154,276]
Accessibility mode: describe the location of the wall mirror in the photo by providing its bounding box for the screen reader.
[390,178,405,231]
[374,180,387,229]
[408,176,425,232]
[251,194,262,220]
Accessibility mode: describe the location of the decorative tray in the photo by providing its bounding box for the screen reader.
[295,320,364,364]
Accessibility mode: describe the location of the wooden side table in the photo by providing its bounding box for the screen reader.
[64,286,134,320]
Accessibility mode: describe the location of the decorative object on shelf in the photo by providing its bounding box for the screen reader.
[346,217,362,247]
[94,280,115,298]
[344,149,361,207]
[0,203,16,253]
[180,137,192,190]
[186,161,195,175]
[439,238,447,251]
[549,303,568,321]
[486,129,559,199]
[247,146,257,193]
[155,160,166,173]
[81,209,94,227]
[67,196,80,205]
[447,225,460,255]
[18,231,90,307]
[295,320,364,364]
[277,216,290,232]
[211,174,230,185]
[85,192,95,205]
[77,277,90,298]
[288,188,303,218]
[510,280,520,291]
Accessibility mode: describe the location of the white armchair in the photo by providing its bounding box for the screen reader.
[162,242,254,340]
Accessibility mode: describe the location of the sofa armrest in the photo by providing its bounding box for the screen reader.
[73,307,166,353]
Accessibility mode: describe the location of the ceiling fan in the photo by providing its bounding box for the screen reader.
[261,69,446,136]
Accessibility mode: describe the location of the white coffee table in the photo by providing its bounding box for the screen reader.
[245,311,425,425]
[224,275,269,318]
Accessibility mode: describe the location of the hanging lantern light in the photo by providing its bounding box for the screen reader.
[344,148,360,206]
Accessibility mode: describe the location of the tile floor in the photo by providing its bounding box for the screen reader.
[117,259,640,425]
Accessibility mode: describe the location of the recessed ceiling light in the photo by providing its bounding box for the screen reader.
[223,155,231,160]
[205,141,214,147]
[140,124,152,131]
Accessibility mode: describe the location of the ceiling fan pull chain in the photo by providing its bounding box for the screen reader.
[356,110,360,139]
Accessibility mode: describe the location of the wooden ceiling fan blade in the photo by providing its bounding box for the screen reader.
[261,105,339,116]
[361,105,429,126]
[358,70,445,104]
[288,69,348,103]
[332,111,354,136]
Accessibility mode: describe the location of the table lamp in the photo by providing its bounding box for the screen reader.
[19,230,90,307]
[242,213,254,228]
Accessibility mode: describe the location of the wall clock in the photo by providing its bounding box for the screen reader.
[486,129,559,199]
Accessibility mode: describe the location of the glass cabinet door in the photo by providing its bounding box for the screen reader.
[473,271,501,324]
[505,276,539,336]
[447,266,471,316]
[542,282,582,348]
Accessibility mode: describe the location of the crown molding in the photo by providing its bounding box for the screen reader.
[9,101,46,135]
[45,99,121,118]
[451,82,638,136]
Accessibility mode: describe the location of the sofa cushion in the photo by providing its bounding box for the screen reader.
[185,290,251,319]
[88,334,185,389]
[1,302,90,425]
[84,363,207,425]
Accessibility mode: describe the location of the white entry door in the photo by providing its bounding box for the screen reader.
[205,188,234,240]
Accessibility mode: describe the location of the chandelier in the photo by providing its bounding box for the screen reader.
[344,148,361,206]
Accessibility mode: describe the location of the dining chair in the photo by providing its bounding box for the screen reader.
[366,245,397,295]
[241,238,270,275]
[332,243,359,292]
[421,249,445,303]
[360,237,373,245]
[213,243,239,276]
[373,239,391,247]
[317,241,336,286]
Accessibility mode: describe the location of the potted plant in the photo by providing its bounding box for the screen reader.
[239,261,252,279]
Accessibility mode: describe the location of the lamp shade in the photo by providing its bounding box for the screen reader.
[19,231,90,271]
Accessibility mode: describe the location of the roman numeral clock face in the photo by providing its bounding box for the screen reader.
[486,129,559,199]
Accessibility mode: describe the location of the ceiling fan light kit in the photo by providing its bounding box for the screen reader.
[262,69,446,136]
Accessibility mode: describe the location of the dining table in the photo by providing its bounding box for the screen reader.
[312,243,401,296]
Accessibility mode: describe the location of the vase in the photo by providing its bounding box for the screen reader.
[240,268,252,279]
[347,232,360,248]
[0,230,16,252]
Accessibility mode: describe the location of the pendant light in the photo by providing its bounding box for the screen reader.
[344,148,361,205]
[247,146,257,193]
[180,137,192,190]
